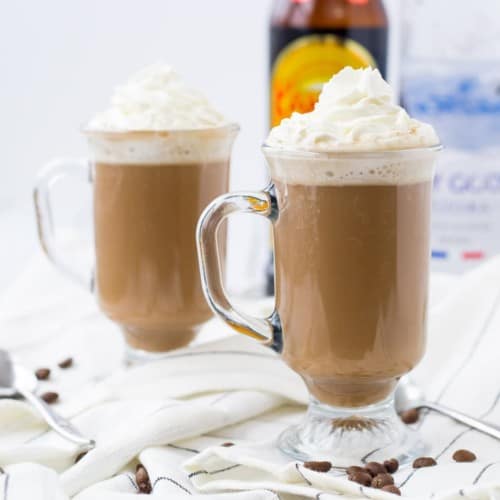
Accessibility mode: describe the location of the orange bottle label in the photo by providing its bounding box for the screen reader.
[271,34,376,127]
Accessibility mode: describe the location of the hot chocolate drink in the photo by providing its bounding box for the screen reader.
[93,155,229,352]
[196,67,441,460]
[272,175,432,407]
[33,65,237,356]
[85,65,237,354]
[85,121,237,353]
[265,67,439,406]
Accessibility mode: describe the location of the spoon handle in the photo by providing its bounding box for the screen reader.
[425,402,500,440]
[17,387,95,449]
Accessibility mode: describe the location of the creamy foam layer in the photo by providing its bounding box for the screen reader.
[265,150,437,186]
[87,64,227,131]
[87,128,237,165]
[265,67,440,185]
[266,67,439,152]
[85,64,234,164]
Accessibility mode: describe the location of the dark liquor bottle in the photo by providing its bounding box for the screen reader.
[266,0,389,294]
[270,0,388,127]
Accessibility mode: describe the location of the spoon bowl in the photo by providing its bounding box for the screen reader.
[0,349,95,449]
[395,376,500,441]
[395,376,425,413]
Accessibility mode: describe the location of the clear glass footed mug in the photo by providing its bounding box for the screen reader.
[34,124,238,360]
[197,144,441,462]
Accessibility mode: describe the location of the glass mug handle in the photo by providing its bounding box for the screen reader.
[33,158,93,290]
[197,188,283,352]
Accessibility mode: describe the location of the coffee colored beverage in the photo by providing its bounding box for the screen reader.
[262,66,438,406]
[84,124,237,354]
[197,67,440,460]
[34,64,238,358]
[93,158,229,352]
[273,178,432,407]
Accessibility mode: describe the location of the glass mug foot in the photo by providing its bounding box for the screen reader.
[278,396,425,466]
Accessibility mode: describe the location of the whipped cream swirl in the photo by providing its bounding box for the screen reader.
[87,64,227,131]
[266,67,439,151]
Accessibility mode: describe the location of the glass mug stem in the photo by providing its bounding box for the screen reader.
[34,158,93,290]
[196,188,283,352]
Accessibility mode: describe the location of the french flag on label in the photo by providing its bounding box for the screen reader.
[432,250,448,260]
[462,251,485,261]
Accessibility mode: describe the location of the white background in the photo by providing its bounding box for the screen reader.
[0,0,399,293]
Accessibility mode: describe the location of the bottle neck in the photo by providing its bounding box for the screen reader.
[272,0,387,29]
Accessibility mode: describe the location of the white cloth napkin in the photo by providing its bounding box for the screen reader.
[0,253,499,499]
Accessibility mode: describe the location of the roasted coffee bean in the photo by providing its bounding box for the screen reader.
[136,464,149,483]
[383,458,399,474]
[400,408,419,424]
[136,464,152,494]
[364,461,387,477]
[382,485,401,495]
[371,473,394,488]
[35,368,50,381]
[346,465,365,476]
[452,449,476,462]
[221,442,234,447]
[303,461,332,473]
[413,457,437,468]
[348,470,372,486]
[58,357,73,369]
[41,391,59,404]
[137,481,152,494]
[74,451,88,463]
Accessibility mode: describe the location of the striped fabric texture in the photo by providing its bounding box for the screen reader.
[0,255,498,499]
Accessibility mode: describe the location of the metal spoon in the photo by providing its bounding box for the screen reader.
[395,376,500,440]
[0,350,95,449]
